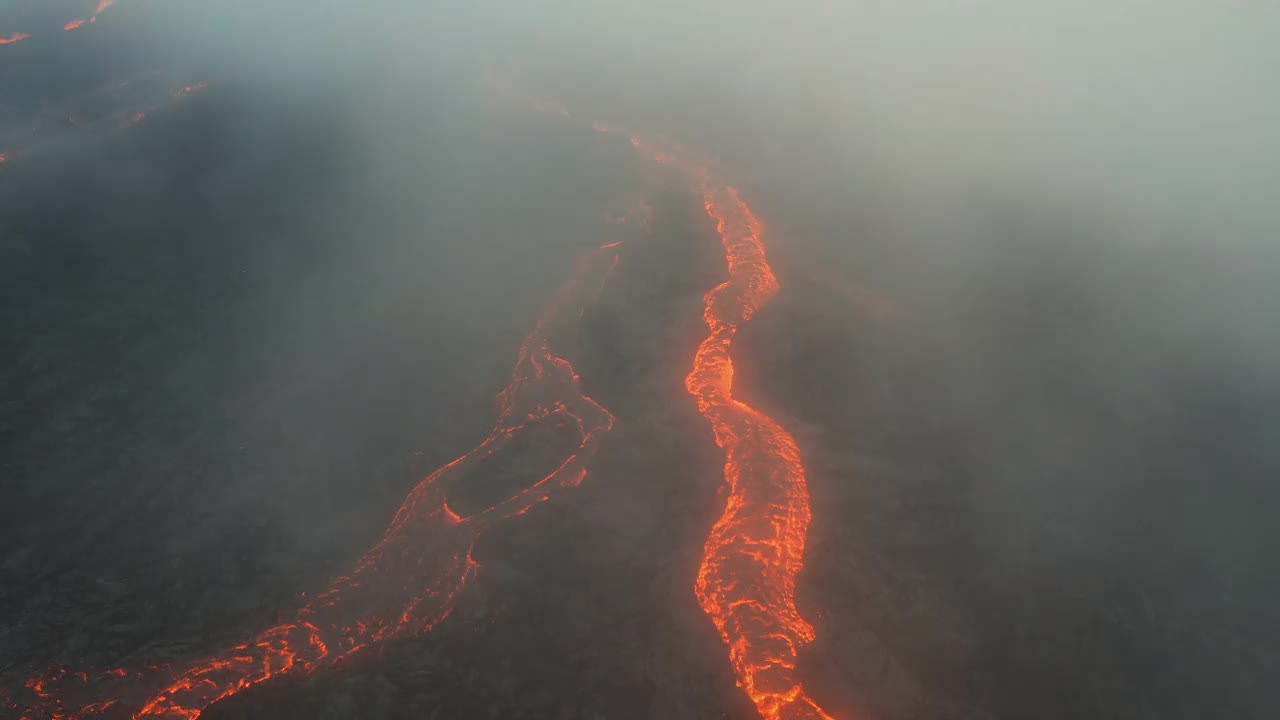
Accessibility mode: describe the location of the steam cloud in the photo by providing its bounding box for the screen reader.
[2,1,1277,719]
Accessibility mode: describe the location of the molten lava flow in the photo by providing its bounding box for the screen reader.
[10,238,627,720]
[59,0,116,36]
[686,186,835,720]
[174,82,208,98]
[605,127,837,719]
[119,112,146,130]
[117,80,209,131]
[0,31,32,44]
[0,75,207,171]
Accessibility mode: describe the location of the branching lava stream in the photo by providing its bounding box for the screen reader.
[5,238,626,720]
[5,80,841,718]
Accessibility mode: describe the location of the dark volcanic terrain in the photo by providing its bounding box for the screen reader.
[3,3,1279,719]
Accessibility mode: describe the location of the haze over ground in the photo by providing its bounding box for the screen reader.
[2,1,1277,719]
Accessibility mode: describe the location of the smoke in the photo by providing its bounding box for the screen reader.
[2,1,1277,718]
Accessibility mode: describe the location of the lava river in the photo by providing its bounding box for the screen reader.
[598,128,838,720]
[5,92,840,719]
[4,238,625,720]
[687,185,835,720]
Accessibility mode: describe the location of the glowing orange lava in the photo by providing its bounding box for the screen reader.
[4,78,840,718]
[58,0,115,36]
[0,31,32,44]
[174,82,208,97]
[601,126,838,720]
[7,236,627,719]
[687,185,835,720]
